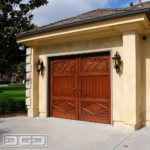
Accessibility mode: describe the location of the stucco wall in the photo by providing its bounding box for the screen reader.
[136,33,143,127]
[26,31,150,130]
[37,35,124,121]
[142,35,150,126]
[26,47,39,117]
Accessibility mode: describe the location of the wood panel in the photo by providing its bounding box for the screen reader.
[50,58,78,120]
[50,52,111,124]
[79,55,111,124]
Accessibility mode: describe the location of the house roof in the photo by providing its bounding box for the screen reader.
[17,1,150,38]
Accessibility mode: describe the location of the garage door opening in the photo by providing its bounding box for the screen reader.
[49,52,111,124]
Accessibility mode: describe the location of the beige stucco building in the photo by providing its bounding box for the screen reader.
[17,2,150,130]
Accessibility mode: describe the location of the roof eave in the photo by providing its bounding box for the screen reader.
[16,8,150,39]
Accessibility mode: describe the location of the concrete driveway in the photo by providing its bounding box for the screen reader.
[0,117,150,150]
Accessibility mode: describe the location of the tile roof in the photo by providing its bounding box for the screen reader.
[17,1,150,38]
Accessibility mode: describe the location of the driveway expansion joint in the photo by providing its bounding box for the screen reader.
[112,131,134,150]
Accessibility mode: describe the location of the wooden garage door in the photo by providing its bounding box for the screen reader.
[50,52,111,124]
[50,58,78,120]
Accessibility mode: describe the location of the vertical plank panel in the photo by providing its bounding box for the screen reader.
[50,58,77,120]
[85,77,87,97]
[96,76,98,98]
[50,62,53,116]
[50,53,111,124]
[61,77,63,96]
[87,77,89,97]
[78,54,111,124]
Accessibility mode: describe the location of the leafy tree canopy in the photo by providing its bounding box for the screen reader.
[0,0,48,77]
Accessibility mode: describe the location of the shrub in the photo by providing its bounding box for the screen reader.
[0,97,26,114]
[13,99,26,112]
[0,98,14,114]
[0,80,10,84]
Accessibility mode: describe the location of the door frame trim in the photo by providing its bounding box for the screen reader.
[45,49,113,125]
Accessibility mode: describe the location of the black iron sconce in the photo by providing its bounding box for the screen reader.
[36,59,44,74]
[112,51,122,73]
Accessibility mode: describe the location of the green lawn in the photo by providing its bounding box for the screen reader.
[0,85,26,114]
[0,85,25,101]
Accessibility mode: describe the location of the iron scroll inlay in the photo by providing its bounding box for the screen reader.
[52,59,76,73]
[80,57,109,73]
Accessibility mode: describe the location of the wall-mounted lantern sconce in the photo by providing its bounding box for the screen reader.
[112,51,122,73]
[36,59,43,74]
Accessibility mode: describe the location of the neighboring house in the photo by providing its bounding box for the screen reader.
[0,73,16,84]
[17,1,150,130]
[11,73,16,84]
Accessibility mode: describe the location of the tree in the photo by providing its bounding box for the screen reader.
[0,0,48,78]
[10,62,26,81]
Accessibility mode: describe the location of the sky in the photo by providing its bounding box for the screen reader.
[32,0,150,27]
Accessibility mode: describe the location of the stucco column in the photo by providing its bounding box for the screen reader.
[27,47,39,117]
[38,55,47,117]
[122,30,142,130]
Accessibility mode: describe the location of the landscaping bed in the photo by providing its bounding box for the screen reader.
[0,85,27,117]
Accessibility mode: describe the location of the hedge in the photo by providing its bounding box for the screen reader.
[0,96,26,114]
[0,80,10,84]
